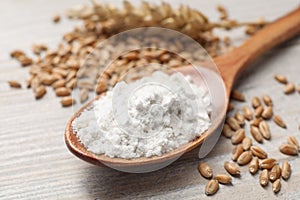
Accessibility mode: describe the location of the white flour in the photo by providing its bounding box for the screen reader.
[72,71,211,159]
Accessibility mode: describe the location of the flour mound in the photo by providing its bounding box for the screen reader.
[72,71,211,159]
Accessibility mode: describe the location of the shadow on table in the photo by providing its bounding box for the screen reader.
[82,136,230,199]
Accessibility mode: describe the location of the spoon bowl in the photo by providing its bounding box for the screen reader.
[65,65,227,173]
[65,7,300,172]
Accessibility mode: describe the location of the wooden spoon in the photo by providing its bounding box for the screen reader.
[65,7,300,172]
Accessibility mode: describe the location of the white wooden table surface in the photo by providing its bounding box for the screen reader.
[1,0,300,199]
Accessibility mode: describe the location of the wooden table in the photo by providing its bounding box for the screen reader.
[1,0,300,199]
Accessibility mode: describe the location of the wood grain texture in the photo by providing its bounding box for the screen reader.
[1,0,300,199]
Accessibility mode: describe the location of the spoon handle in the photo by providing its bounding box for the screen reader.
[215,6,300,93]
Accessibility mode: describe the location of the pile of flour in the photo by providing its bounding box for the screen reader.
[72,71,211,159]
